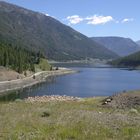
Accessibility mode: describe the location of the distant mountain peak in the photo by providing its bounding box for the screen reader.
[91,36,140,57]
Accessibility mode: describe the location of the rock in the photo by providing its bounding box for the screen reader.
[25,95,80,102]
[15,99,22,102]
[106,98,112,102]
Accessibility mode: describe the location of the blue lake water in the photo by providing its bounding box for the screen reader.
[15,67,140,99]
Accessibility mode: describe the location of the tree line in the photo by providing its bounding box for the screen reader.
[0,42,42,73]
[109,51,140,67]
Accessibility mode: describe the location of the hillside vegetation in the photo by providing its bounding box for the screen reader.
[91,37,140,56]
[0,1,118,61]
[136,40,140,46]
[35,58,51,72]
[0,42,51,73]
[110,51,140,67]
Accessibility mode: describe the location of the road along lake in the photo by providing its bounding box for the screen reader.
[1,64,140,101]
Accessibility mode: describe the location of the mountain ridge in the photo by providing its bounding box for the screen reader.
[110,50,140,67]
[0,1,118,61]
[91,36,140,57]
[136,40,140,46]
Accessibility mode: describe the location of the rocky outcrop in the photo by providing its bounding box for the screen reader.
[102,92,140,109]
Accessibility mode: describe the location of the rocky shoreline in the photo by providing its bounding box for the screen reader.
[25,95,81,102]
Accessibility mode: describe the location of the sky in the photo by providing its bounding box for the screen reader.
[3,0,140,41]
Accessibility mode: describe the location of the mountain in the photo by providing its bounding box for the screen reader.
[91,37,140,57]
[136,40,140,46]
[0,1,118,61]
[109,51,140,67]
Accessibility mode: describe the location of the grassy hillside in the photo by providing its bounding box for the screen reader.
[0,1,118,61]
[0,97,140,139]
[110,51,140,67]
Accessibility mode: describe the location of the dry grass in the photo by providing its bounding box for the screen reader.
[0,97,140,140]
[0,67,23,81]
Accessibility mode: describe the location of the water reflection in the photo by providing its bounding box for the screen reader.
[1,67,140,101]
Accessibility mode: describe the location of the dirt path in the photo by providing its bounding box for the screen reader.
[0,68,76,94]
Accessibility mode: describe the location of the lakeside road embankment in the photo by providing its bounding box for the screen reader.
[0,68,76,95]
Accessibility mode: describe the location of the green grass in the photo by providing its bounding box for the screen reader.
[0,98,140,140]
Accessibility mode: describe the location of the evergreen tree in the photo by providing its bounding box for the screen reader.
[0,42,42,73]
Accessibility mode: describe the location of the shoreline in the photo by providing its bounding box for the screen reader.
[0,68,76,95]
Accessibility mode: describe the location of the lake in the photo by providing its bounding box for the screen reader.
[1,65,140,101]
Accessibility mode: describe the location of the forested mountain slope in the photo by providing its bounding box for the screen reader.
[110,51,140,67]
[91,37,140,57]
[0,1,118,61]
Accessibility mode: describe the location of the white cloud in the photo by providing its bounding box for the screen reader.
[86,15,113,25]
[45,13,50,16]
[122,18,134,23]
[65,14,134,26]
[66,15,83,25]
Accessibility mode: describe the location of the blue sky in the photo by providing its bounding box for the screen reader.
[4,0,140,41]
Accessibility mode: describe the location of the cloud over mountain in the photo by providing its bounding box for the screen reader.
[65,15,134,25]
[66,15,83,25]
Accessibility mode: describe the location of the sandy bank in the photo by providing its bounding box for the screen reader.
[0,68,76,94]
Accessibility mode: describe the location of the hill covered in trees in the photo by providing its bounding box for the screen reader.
[109,51,140,68]
[136,40,140,46]
[0,42,48,73]
[0,1,118,61]
[91,37,140,57]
